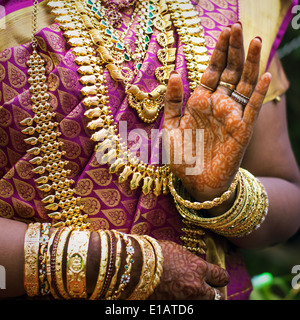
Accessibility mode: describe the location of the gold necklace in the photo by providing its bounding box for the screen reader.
[23,0,210,230]
[83,0,175,124]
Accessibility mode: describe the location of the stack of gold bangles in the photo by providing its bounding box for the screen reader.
[24,224,163,299]
[169,168,269,238]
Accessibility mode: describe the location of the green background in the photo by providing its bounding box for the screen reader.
[243,21,300,300]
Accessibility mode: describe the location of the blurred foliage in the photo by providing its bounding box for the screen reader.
[243,22,300,300]
[250,273,300,300]
[281,24,300,166]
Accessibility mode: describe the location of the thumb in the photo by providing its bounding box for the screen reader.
[163,71,183,129]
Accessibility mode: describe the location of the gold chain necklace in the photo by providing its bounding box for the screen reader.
[23,0,210,230]
[82,0,174,124]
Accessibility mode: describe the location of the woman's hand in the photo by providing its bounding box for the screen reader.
[163,22,272,203]
[149,241,229,300]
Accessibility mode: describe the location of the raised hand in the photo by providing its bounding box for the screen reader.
[163,23,272,203]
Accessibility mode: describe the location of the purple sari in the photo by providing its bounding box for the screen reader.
[0,0,293,299]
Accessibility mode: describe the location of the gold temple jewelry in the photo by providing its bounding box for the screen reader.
[47,0,210,198]
[47,0,172,198]
[66,229,91,299]
[219,81,236,91]
[127,234,156,300]
[168,0,210,92]
[169,171,239,210]
[89,230,109,300]
[23,0,88,229]
[24,222,41,297]
[54,227,72,299]
[180,219,207,255]
[24,0,212,229]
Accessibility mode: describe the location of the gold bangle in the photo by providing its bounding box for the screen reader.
[89,230,109,300]
[24,222,41,297]
[217,169,263,237]
[226,170,269,237]
[55,227,72,299]
[111,233,135,300]
[173,169,247,227]
[105,230,122,299]
[46,228,61,299]
[169,171,239,210]
[143,235,164,296]
[39,223,51,296]
[66,229,91,299]
[127,234,156,300]
[176,168,269,238]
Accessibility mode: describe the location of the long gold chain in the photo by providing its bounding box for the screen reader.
[23,0,210,230]
[22,0,89,229]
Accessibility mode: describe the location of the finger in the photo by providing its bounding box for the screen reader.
[205,261,230,288]
[197,284,225,300]
[217,22,245,95]
[243,72,272,125]
[235,37,263,98]
[163,71,183,129]
[200,27,231,91]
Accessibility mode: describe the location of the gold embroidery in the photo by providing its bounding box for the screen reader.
[13,178,36,201]
[86,168,112,186]
[80,197,101,215]
[102,208,127,226]
[0,199,14,218]
[75,178,94,196]
[15,160,35,180]
[142,209,166,227]
[0,127,8,147]
[12,197,35,218]
[94,188,121,207]
[0,107,12,127]
[0,180,14,198]
[0,63,6,82]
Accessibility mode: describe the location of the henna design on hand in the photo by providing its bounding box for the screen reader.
[150,241,229,300]
[163,23,271,203]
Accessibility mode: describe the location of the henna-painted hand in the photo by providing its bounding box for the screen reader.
[163,22,272,203]
[149,241,229,300]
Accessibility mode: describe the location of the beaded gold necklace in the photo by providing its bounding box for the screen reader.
[23,0,209,230]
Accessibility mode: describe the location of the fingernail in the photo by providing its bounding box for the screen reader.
[255,36,262,43]
[236,21,242,28]
[170,70,178,77]
[226,24,232,28]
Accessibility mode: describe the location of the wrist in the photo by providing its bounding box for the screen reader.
[202,188,237,217]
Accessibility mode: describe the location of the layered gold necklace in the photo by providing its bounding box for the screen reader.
[23,0,210,232]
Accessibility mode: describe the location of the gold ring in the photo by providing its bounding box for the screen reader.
[213,288,222,300]
[231,90,250,107]
[200,83,215,92]
[219,81,236,91]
